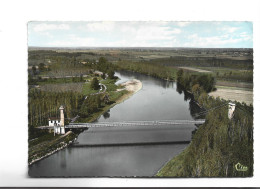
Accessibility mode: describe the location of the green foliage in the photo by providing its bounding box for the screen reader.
[108,69,115,79]
[101,79,119,91]
[95,57,117,75]
[79,94,102,118]
[101,72,106,79]
[99,57,107,64]
[196,74,215,92]
[157,95,253,177]
[176,70,216,93]
[90,77,100,90]
[28,89,85,127]
[39,63,45,72]
[32,65,37,75]
[116,61,176,80]
[29,131,77,164]
[177,69,184,82]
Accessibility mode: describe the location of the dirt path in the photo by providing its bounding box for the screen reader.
[179,67,212,73]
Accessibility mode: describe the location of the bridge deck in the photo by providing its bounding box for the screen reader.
[36,120,205,129]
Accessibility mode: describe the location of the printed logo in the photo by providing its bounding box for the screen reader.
[235,162,248,171]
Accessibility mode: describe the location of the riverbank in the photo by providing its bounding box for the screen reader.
[86,79,142,123]
[156,95,253,177]
[29,79,142,165]
[117,79,142,101]
[28,131,77,165]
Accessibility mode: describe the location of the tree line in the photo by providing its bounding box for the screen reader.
[176,69,216,93]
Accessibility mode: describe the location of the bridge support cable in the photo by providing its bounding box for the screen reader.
[192,102,229,118]
[66,120,205,129]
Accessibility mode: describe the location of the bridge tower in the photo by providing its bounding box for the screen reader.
[59,105,65,134]
[228,102,236,119]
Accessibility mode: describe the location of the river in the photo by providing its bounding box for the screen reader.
[28,71,201,177]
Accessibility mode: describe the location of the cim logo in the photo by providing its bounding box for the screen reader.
[235,162,248,172]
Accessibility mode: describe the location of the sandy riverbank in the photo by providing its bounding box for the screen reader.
[119,79,142,93]
[86,79,142,123]
[116,79,142,103]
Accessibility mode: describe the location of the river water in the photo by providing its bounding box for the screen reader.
[28,71,201,177]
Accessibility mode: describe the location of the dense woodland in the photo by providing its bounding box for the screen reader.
[116,61,176,80]
[157,70,253,177]
[28,89,85,138]
[176,69,216,93]
[158,96,253,177]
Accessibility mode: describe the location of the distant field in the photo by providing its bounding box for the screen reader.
[209,88,253,105]
[216,80,253,89]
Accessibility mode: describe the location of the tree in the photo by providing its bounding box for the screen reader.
[108,69,115,79]
[80,74,83,82]
[176,69,184,82]
[90,77,100,90]
[39,63,45,72]
[101,72,106,79]
[103,94,110,104]
[32,65,37,75]
[99,57,107,64]
[191,84,202,99]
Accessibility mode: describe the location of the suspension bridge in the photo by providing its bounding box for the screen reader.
[36,101,237,136]
[36,119,206,130]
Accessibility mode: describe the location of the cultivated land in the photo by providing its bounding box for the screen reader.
[175,67,253,105]
[209,88,253,105]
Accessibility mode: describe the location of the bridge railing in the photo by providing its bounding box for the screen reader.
[66,119,205,128]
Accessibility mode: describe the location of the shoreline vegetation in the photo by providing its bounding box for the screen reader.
[28,131,77,165]
[155,70,253,177]
[83,79,142,123]
[28,79,142,165]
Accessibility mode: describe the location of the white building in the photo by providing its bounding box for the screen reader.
[228,102,236,119]
[48,105,66,135]
[48,118,61,126]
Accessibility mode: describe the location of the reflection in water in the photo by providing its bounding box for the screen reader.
[176,83,183,95]
[60,150,67,169]
[176,82,206,120]
[103,110,110,119]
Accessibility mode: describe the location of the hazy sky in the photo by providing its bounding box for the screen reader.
[28,21,253,48]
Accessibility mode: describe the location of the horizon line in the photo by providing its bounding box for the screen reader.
[28,46,253,49]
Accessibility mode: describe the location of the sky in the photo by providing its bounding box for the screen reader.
[28,21,253,48]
